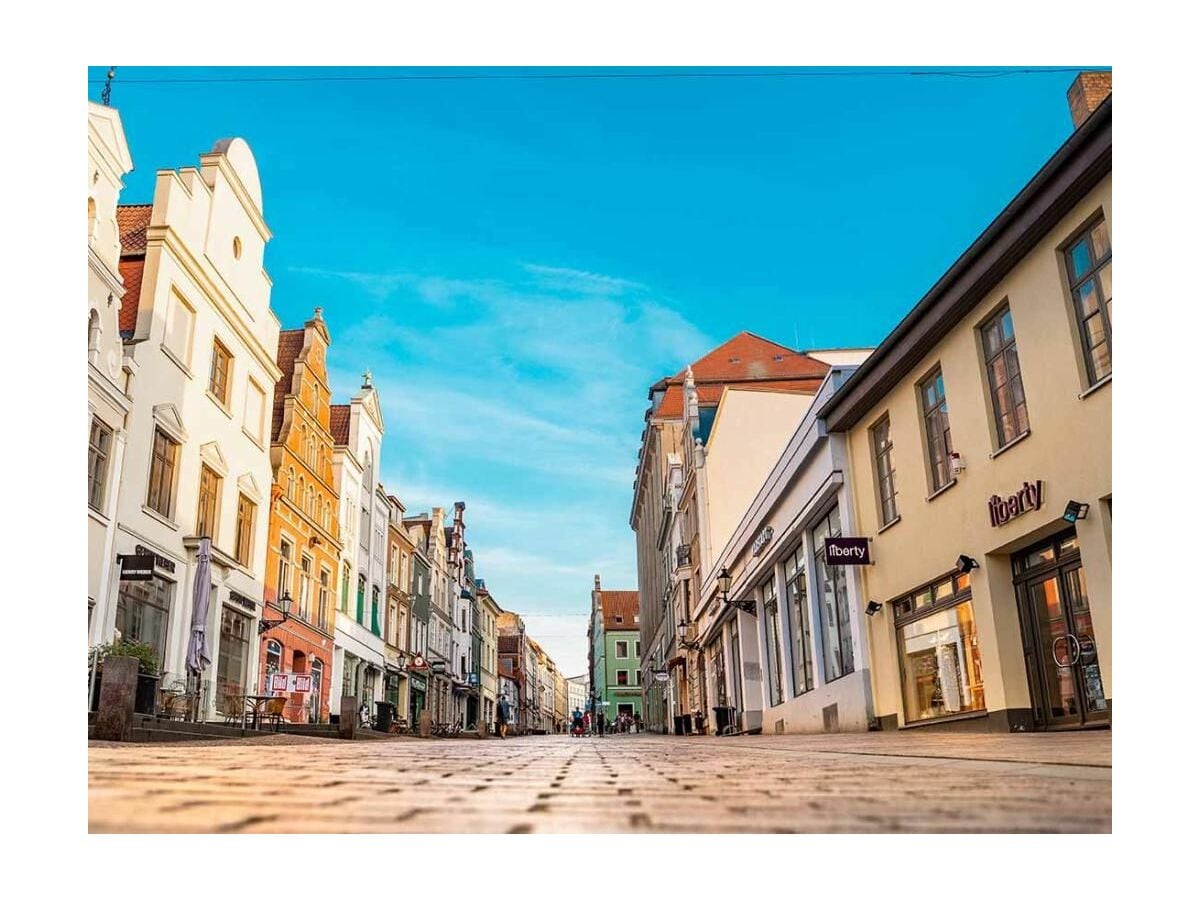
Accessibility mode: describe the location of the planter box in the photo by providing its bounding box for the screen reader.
[90,669,161,716]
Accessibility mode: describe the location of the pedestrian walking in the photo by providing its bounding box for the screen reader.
[633,712,642,733]
[497,696,510,739]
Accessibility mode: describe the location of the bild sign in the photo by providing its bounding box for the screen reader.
[988,480,1045,528]
[824,536,871,565]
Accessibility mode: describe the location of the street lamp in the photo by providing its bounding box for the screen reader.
[717,566,755,614]
[258,591,293,635]
[676,620,702,651]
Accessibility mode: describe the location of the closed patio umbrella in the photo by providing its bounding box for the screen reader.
[185,537,213,718]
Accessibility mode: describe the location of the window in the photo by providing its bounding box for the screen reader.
[264,639,282,691]
[813,506,854,682]
[299,555,313,620]
[216,606,252,698]
[243,379,266,443]
[309,658,324,723]
[208,339,232,405]
[920,368,954,492]
[341,562,351,612]
[616,670,629,686]
[115,575,173,668]
[318,568,331,631]
[286,467,295,501]
[894,573,985,723]
[615,640,629,659]
[356,575,366,623]
[306,486,315,517]
[146,427,180,518]
[277,538,293,601]
[88,417,112,511]
[785,545,814,696]
[635,640,641,657]
[635,670,642,686]
[235,495,254,564]
[980,306,1029,446]
[163,290,195,367]
[360,506,370,549]
[871,416,899,525]
[763,575,784,707]
[1065,217,1113,384]
[195,465,220,538]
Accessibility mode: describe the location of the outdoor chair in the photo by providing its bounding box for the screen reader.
[218,688,246,727]
[261,697,286,732]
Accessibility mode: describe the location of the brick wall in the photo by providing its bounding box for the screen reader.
[1067,71,1113,128]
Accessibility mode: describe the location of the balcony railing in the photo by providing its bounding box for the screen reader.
[675,545,692,567]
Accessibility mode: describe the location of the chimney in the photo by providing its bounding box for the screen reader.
[1067,71,1112,128]
[594,574,601,592]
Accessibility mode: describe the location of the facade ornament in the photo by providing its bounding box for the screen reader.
[362,369,373,389]
[314,306,323,321]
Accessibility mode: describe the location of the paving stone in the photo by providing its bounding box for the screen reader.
[88,731,1111,833]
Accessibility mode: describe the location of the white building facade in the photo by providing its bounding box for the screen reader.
[329,376,388,717]
[101,138,282,719]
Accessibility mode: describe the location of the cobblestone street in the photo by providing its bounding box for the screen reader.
[89,730,1111,833]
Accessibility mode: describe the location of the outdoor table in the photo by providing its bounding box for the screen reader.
[243,694,282,730]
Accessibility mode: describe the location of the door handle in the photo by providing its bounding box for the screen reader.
[1067,633,1082,666]
[1052,636,1072,668]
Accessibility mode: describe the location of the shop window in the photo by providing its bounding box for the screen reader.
[980,305,1030,447]
[309,658,324,723]
[785,544,814,696]
[919,368,955,492]
[318,568,331,631]
[813,507,855,682]
[871,415,899,526]
[1064,216,1113,385]
[216,606,252,699]
[762,575,785,707]
[264,639,282,692]
[88,417,113,511]
[115,576,173,669]
[894,575,986,723]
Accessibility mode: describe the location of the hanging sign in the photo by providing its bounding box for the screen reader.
[988,480,1045,527]
[824,536,872,565]
[119,554,155,581]
[653,671,670,683]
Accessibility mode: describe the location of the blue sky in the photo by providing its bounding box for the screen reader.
[88,67,1093,674]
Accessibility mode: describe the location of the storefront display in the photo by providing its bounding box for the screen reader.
[216,606,252,698]
[114,575,174,667]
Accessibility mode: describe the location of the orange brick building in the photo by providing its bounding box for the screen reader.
[258,308,342,722]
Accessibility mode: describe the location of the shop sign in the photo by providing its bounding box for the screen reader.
[227,591,257,613]
[988,480,1045,528]
[409,673,427,690]
[119,553,155,581]
[407,654,430,671]
[268,672,313,693]
[824,536,871,565]
[751,525,774,557]
[653,671,670,683]
[135,544,176,574]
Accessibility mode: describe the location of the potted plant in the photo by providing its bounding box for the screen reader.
[89,639,161,715]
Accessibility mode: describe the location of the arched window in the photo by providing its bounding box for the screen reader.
[363,449,374,491]
[309,435,317,467]
[88,197,97,240]
[286,467,295,500]
[264,639,282,692]
[309,658,324,723]
[300,424,308,457]
[306,486,315,517]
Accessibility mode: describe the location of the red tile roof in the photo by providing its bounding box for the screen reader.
[271,329,306,442]
[116,204,152,256]
[652,332,829,420]
[598,590,640,632]
[330,404,351,445]
[117,258,144,335]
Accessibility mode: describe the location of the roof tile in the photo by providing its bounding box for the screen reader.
[116,204,152,256]
[598,590,640,632]
[117,258,144,335]
[270,330,306,442]
[330,404,351,445]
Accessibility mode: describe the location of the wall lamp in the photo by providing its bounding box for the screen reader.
[717,566,756,614]
[865,601,883,617]
[258,591,293,635]
[676,621,702,651]
[955,555,979,575]
[1063,500,1090,524]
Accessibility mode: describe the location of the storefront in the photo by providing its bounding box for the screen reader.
[707,365,876,734]
[408,671,427,723]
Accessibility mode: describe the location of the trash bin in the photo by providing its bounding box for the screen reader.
[673,714,684,736]
[713,705,737,735]
[375,701,394,732]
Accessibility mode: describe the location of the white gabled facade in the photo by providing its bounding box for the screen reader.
[88,103,135,640]
[101,136,282,719]
[329,375,388,717]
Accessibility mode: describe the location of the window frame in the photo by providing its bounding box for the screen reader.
[277,537,293,602]
[1062,213,1113,386]
[978,303,1030,449]
[88,416,113,512]
[208,337,233,408]
[870,414,899,527]
[918,367,955,494]
[146,427,180,520]
[195,464,221,539]
[234,494,254,567]
[615,640,629,659]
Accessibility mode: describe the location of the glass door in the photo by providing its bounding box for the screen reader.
[1015,533,1109,729]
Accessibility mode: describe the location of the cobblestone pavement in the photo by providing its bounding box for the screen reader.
[88,730,1111,833]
